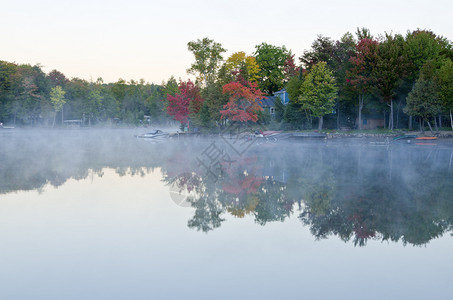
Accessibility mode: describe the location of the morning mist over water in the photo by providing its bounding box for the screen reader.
[1,128,453,299]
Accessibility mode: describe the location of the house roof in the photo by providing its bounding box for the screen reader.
[274,88,286,95]
[260,96,276,108]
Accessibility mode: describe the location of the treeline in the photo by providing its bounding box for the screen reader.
[0,63,177,127]
[1,28,453,131]
[175,29,453,132]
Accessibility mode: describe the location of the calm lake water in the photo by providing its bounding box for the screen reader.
[1,129,453,299]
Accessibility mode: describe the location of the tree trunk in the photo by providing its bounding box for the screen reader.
[449,149,453,172]
[358,94,363,130]
[450,107,453,130]
[61,106,64,125]
[434,117,439,134]
[388,99,394,130]
[438,115,442,129]
[396,104,399,129]
[427,120,433,133]
[396,99,401,129]
[318,116,323,131]
[420,118,424,133]
[409,81,415,131]
[336,107,340,130]
[52,112,56,128]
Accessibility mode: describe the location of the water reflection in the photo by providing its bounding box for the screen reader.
[1,129,453,246]
[162,139,453,247]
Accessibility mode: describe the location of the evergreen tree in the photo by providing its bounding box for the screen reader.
[274,95,285,123]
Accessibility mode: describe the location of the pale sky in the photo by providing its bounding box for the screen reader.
[2,0,453,84]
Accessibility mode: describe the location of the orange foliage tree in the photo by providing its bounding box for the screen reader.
[220,81,264,123]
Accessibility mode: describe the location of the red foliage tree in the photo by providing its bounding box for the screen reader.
[166,80,204,125]
[220,81,264,123]
[346,38,379,130]
[283,54,300,79]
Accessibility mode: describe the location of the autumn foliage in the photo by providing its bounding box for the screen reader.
[166,80,204,125]
[346,38,379,92]
[220,81,264,122]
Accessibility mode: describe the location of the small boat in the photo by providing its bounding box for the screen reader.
[252,130,283,142]
[415,142,437,146]
[135,130,169,139]
[0,123,15,130]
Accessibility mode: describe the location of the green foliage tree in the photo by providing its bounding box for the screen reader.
[49,85,66,127]
[374,33,408,130]
[144,86,166,124]
[274,95,285,123]
[64,77,89,122]
[300,35,336,70]
[12,64,51,126]
[356,27,373,40]
[86,83,103,126]
[286,71,304,101]
[404,30,446,81]
[162,76,179,96]
[299,62,338,130]
[331,33,356,129]
[283,99,303,129]
[284,70,305,129]
[200,81,228,130]
[254,43,292,94]
[403,30,449,129]
[187,37,226,86]
[437,58,453,129]
[0,61,17,123]
[404,61,442,132]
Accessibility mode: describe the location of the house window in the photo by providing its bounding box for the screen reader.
[270,107,275,115]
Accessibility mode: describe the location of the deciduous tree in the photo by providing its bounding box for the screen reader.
[47,70,68,88]
[346,38,379,130]
[404,61,442,132]
[437,58,453,129]
[403,30,448,129]
[300,35,335,70]
[187,37,226,86]
[220,51,260,84]
[166,80,204,127]
[254,43,293,94]
[49,85,66,127]
[373,33,408,130]
[299,62,338,130]
[220,81,264,123]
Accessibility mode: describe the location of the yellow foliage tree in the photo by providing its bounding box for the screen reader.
[223,51,260,82]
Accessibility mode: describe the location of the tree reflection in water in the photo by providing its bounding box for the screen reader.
[161,139,453,246]
[2,129,453,246]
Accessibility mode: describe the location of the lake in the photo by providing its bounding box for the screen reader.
[1,129,452,299]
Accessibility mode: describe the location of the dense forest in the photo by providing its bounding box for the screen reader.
[1,28,452,132]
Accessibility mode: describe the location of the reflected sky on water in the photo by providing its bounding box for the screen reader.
[0,129,452,299]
